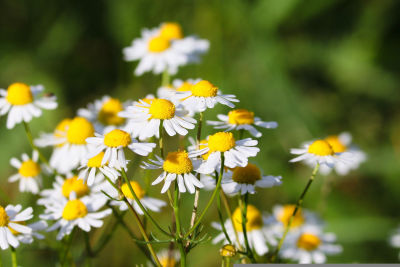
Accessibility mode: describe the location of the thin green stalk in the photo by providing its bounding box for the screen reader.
[61,230,75,266]
[159,121,164,158]
[84,232,93,267]
[271,163,320,262]
[10,247,17,267]
[217,186,231,244]
[161,69,170,87]
[174,182,186,267]
[221,192,242,251]
[239,193,256,263]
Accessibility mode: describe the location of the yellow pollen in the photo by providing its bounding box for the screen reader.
[98,98,125,126]
[307,140,334,156]
[228,109,255,125]
[18,160,41,178]
[220,244,237,257]
[199,140,211,160]
[176,82,193,92]
[104,129,131,148]
[148,36,171,53]
[8,221,26,235]
[277,205,305,228]
[208,132,235,152]
[62,176,90,198]
[87,152,106,168]
[62,199,88,221]
[0,206,9,227]
[232,163,261,184]
[163,151,193,174]
[232,205,263,232]
[325,135,347,153]
[66,117,95,145]
[54,119,71,136]
[149,99,175,120]
[121,181,145,199]
[160,256,176,267]
[191,80,218,97]
[160,22,183,40]
[297,233,321,251]
[6,83,33,105]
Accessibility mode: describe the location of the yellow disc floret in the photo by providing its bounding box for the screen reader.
[208,132,235,152]
[0,206,10,227]
[199,140,211,160]
[121,181,145,199]
[66,117,95,144]
[87,152,105,168]
[220,244,237,257]
[232,205,263,232]
[176,82,193,92]
[149,99,175,120]
[148,36,170,53]
[6,83,33,105]
[191,80,218,97]
[104,129,131,148]
[160,22,183,40]
[160,256,176,267]
[163,151,193,174]
[307,140,334,156]
[62,199,88,221]
[54,119,71,137]
[277,205,305,228]
[325,135,347,153]
[232,163,261,184]
[98,98,126,126]
[19,160,41,178]
[297,233,321,251]
[228,109,255,125]
[62,176,90,198]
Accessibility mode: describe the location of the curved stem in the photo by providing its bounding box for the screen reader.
[10,247,17,267]
[239,193,256,263]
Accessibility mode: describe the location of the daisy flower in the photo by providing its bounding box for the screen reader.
[212,205,277,255]
[110,181,166,214]
[0,83,57,129]
[78,151,120,186]
[390,226,400,260]
[157,78,201,109]
[141,151,203,194]
[0,204,33,250]
[119,98,196,139]
[11,220,48,245]
[175,80,239,113]
[191,132,260,174]
[280,225,342,264]
[207,109,278,138]
[221,163,282,195]
[8,150,42,194]
[41,193,111,240]
[86,129,156,169]
[77,96,128,134]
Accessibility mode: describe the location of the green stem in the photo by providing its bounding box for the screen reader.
[161,69,170,87]
[10,247,17,267]
[84,232,93,267]
[174,182,186,267]
[61,230,75,266]
[271,163,320,262]
[221,192,242,251]
[239,193,256,263]
[217,187,231,244]
[159,121,164,158]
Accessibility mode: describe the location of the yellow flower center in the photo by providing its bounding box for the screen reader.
[191,80,218,97]
[199,140,211,160]
[232,163,261,184]
[87,152,106,168]
[220,244,237,257]
[6,83,33,105]
[98,98,126,126]
[54,119,71,136]
[307,140,334,156]
[277,205,305,228]
[297,233,321,251]
[232,205,263,232]
[148,36,171,53]
[61,176,90,198]
[325,135,347,153]
[149,99,175,120]
[104,129,131,148]
[228,109,255,125]
[66,117,95,145]
[18,160,41,178]
[8,221,26,235]
[62,199,88,221]
[0,206,10,227]
[208,132,235,152]
[176,82,193,92]
[121,181,145,199]
[160,256,176,267]
[163,151,193,174]
[160,22,183,40]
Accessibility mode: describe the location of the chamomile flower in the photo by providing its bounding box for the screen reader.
[280,225,342,264]
[78,151,120,186]
[119,98,196,139]
[110,181,166,214]
[175,80,239,112]
[0,204,33,250]
[207,109,278,138]
[41,193,111,240]
[77,96,128,134]
[221,163,282,195]
[191,132,260,174]
[212,205,277,255]
[389,226,400,260]
[86,129,156,169]
[0,83,57,129]
[142,151,203,194]
[8,151,42,194]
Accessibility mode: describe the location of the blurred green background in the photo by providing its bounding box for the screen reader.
[1,0,400,265]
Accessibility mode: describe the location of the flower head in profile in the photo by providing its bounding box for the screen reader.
[207,109,278,138]
[9,151,42,194]
[0,83,57,129]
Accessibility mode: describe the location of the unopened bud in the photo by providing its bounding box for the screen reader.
[220,244,236,257]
